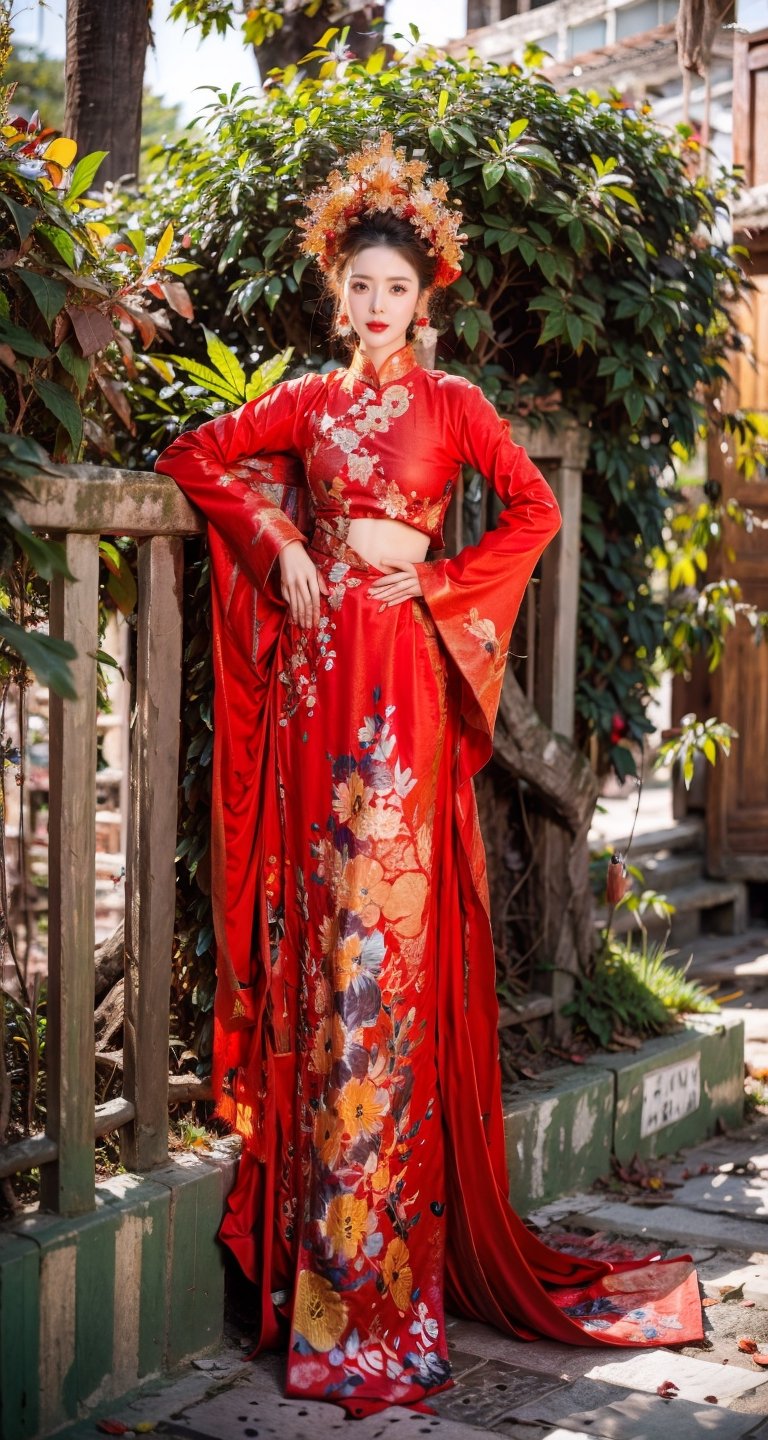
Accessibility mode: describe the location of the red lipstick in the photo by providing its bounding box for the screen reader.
[366,322,389,332]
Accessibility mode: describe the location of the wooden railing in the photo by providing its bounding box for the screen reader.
[2,421,585,1214]
[3,470,197,1215]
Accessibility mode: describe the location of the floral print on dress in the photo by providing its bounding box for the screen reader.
[283,688,450,1403]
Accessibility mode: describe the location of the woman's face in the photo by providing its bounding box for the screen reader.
[342,244,421,367]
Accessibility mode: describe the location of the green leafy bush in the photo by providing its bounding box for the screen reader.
[110,31,751,777]
[563,934,720,1050]
[0,102,193,693]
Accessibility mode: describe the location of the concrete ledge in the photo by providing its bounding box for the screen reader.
[589,1013,745,1162]
[503,1064,614,1212]
[504,1014,745,1213]
[0,1150,232,1440]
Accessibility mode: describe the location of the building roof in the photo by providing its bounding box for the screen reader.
[449,17,733,90]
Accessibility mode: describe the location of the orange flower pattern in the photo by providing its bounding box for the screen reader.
[285,684,452,1402]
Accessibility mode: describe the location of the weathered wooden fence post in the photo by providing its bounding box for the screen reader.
[40,532,99,1215]
[121,535,184,1171]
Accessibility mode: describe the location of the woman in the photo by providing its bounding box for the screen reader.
[155,134,702,1417]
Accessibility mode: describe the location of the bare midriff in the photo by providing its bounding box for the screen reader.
[346,516,430,569]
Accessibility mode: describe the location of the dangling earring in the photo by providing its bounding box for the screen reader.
[335,309,352,337]
[413,312,438,353]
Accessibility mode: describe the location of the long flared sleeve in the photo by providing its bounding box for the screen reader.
[413,378,561,757]
[154,372,323,592]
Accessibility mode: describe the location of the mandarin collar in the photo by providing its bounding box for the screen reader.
[344,342,419,391]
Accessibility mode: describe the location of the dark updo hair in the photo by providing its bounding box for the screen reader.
[332,208,438,290]
[328,208,437,345]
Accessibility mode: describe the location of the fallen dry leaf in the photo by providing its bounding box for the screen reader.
[742,1300,756,1308]
[702,1298,720,1308]
[738,1337,758,1353]
[657,1380,679,1398]
[751,1354,768,1367]
[703,1396,718,1404]
[721,1283,746,1301]
[96,1423,129,1436]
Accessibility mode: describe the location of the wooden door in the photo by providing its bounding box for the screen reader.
[705,276,768,881]
[703,29,768,879]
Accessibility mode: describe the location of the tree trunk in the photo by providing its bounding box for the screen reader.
[64,0,150,184]
[492,669,600,1036]
[94,919,124,1001]
[255,2,385,77]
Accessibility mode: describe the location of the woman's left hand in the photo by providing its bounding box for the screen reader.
[367,559,424,608]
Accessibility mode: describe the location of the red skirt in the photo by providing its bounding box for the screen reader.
[214,516,702,1415]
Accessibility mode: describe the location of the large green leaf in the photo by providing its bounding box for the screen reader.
[57,339,91,396]
[168,353,243,402]
[15,530,77,581]
[31,377,84,453]
[0,192,38,242]
[0,616,77,699]
[0,320,50,359]
[66,150,109,204]
[16,269,68,328]
[202,326,247,399]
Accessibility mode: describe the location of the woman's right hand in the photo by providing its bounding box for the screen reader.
[278,539,331,627]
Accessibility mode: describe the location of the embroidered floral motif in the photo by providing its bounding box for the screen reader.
[464,607,502,660]
[283,687,447,1399]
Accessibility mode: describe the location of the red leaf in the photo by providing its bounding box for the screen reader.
[159,279,194,320]
[738,1337,758,1353]
[96,1422,129,1436]
[66,304,114,357]
[703,1396,718,1404]
[54,310,71,347]
[742,1300,756,1308]
[112,328,137,379]
[113,302,157,348]
[95,373,135,433]
[657,1380,679,1398]
[752,1353,768,1367]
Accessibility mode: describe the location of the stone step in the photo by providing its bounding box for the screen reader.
[592,816,705,861]
[688,939,768,991]
[629,849,704,891]
[563,1199,768,1258]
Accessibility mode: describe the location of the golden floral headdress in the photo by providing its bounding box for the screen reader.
[298,131,466,288]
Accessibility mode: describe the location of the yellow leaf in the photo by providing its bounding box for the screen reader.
[670,558,696,589]
[150,222,173,271]
[86,221,110,239]
[703,737,717,765]
[694,548,708,571]
[44,136,78,167]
